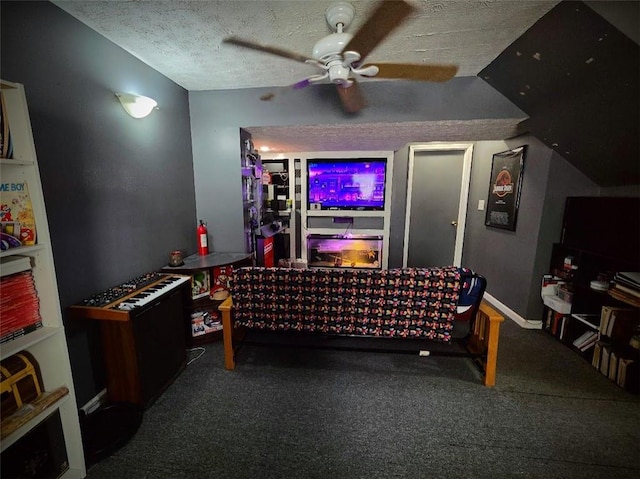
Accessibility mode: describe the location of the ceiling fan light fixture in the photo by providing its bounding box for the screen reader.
[328,63,351,84]
[312,32,352,61]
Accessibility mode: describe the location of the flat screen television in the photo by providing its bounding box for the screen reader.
[562,196,639,265]
[307,158,387,211]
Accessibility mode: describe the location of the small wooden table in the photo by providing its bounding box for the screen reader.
[161,252,253,346]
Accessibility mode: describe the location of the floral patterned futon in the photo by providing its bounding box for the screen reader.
[230,266,463,342]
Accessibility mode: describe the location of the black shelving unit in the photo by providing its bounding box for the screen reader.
[543,197,640,393]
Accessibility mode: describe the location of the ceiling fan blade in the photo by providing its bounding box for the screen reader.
[223,36,313,63]
[371,63,459,82]
[258,76,323,103]
[336,81,367,114]
[342,0,416,63]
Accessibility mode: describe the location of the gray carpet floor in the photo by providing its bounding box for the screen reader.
[85,319,640,479]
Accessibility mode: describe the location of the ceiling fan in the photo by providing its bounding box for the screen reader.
[223,0,458,114]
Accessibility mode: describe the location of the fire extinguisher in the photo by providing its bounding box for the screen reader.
[197,220,209,256]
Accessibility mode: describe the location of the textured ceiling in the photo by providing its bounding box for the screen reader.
[51,0,559,153]
[247,118,527,152]
[52,0,559,91]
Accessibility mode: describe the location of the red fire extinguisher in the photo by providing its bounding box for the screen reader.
[197,220,209,256]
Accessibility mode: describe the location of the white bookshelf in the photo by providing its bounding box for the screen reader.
[0,80,86,478]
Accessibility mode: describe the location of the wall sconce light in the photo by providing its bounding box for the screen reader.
[115,92,158,118]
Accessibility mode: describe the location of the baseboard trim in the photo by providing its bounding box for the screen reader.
[483,293,542,330]
[80,388,108,415]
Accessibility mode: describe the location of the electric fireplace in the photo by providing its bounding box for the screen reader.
[306,234,383,269]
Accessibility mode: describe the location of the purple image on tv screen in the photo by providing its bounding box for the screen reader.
[307,159,386,210]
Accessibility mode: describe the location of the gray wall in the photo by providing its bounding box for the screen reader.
[189,78,525,252]
[448,138,552,320]
[388,144,410,269]
[1,1,196,406]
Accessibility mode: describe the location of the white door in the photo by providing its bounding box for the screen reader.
[403,143,473,267]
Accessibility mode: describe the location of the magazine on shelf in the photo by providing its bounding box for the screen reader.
[190,310,222,337]
[0,181,36,246]
[616,272,640,289]
[0,269,42,341]
[191,270,210,299]
[210,265,233,300]
[0,255,31,277]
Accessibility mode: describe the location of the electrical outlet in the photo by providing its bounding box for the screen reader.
[478,200,485,211]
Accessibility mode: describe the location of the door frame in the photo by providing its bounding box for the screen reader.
[402,142,474,268]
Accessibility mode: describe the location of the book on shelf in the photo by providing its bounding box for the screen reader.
[599,306,639,342]
[609,288,640,308]
[592,341,604,369]
[608,352,619,382]
[0,255,31,277]
[549,311,566,337]
[579,336,598,352]
[573,330,598,350]
[0,269,42,342]
[0,181,36,246]
[617,358,639,392]
[615,272,640,289]
[600,306,635,336]
[190,310,222,337]
[612,283,640,298]
[210,265,233,300]
[599,344,612,376]
[0,321,43,344]
[556,315,568,340]
[191,270,210,299]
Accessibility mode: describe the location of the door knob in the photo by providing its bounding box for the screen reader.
[451,220,458,227]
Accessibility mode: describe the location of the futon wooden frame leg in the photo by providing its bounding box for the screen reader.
[220,296,505,386]
[474,301,505,387]
[219,296,236,370]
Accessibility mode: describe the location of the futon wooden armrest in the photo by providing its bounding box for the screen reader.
[475,300,504,387]
[218,295,235,370]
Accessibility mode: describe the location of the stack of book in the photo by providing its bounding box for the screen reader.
[591,305,640,393]
[0,256,42,343]
[593,341,639,393]
[610,272,640,307]
[572,329,598,352]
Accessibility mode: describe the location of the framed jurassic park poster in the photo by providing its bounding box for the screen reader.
[485,146,526,231]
